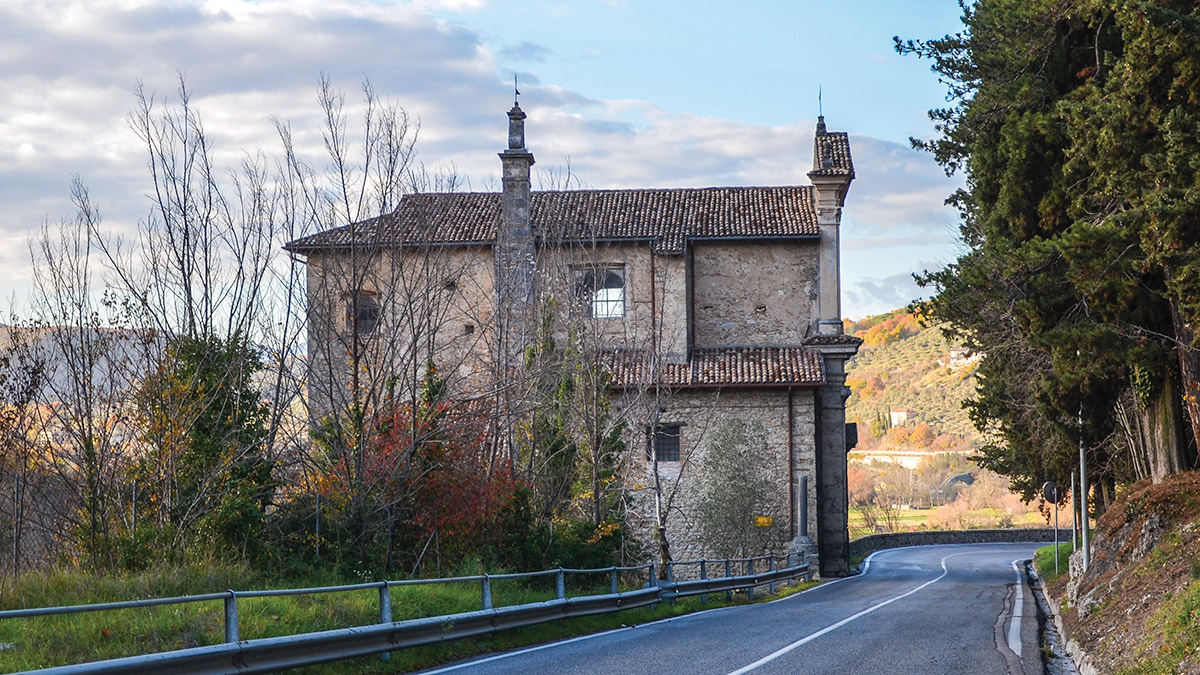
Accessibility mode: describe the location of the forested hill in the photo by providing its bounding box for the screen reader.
[844,310,981,447]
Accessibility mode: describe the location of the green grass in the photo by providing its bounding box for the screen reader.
[1117,581,1200,675]
[0,565,818,673]
[1033,541,1075,583]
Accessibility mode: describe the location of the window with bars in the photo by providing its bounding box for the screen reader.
[649,424,681,463]
[572,264,625,318]
[345,291,380,335]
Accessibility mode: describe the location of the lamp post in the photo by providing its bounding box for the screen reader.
[1079,396,1090,571]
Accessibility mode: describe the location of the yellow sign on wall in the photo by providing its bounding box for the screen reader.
[753,515,774,527]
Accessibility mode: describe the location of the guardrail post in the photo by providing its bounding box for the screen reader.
[555,569,566,600]
[768,557,776,595]
[482,574,493,610]
[725,559,732,601]
[379,582,392,623]
[224,591,239,643]
[378,581,393,662]
[699,559,708,604]
[666,562,675,584]
[746,560,754,601]
[609,569,618,595]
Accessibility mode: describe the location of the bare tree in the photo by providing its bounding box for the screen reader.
[23,181,137,569]
[0,328,47,574]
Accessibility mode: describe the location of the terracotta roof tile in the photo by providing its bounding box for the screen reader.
[284,186,818,255]
[810,131,854,178]
[606,346,825,389]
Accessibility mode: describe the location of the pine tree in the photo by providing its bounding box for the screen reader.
[899,0,1200,501]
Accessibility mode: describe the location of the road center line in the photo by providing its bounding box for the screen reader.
[1006,559,1025,656]
[725,552,963,675]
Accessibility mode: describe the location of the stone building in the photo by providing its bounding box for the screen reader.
[285,103,861,576]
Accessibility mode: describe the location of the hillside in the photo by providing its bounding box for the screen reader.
[1051,471,1200,673]
[844,309,981,447]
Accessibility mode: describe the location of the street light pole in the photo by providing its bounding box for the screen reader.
[1070,470,1077,552]
[1079,399,1090,571]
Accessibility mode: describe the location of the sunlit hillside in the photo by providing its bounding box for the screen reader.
[844,309,981,450]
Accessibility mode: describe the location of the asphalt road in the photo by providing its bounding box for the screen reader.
[418,542,1045,675]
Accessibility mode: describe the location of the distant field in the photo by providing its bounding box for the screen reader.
[848,506,1048,539]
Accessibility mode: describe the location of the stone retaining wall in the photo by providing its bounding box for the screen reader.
[849,528,1075,560]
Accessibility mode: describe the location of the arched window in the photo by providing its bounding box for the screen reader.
[572,264,625,318]
[345,291,380,335]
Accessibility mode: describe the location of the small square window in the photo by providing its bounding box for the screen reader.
[649,424,681,463]
[345,292,380,335]
[573,265,625,318]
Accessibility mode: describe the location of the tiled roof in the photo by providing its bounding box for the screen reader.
[810,131,854,178]
[284,186,818,255]
[803,333,864,347]
[606,346,825,389]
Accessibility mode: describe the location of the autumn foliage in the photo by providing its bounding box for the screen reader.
[375,401,521,547]
[845,310,922,349]
[300,393,528,574]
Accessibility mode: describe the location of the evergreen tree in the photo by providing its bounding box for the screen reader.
[899,0,1200,501]
[137,333,274,559]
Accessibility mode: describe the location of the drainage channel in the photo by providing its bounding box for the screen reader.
[1024,562,1078,675]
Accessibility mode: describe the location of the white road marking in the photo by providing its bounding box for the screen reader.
[418,558,860,673]
[726,552,966,675]
[1006,559,1025,656]
[416,626,633,674]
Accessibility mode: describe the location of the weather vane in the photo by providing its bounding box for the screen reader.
[514,74,521,106]
[819,85,823,117]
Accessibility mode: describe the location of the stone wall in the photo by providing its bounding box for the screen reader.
[691,241,819,347]
[849,528,1076,560]
[304,246,496,415]
[623,387,819,565]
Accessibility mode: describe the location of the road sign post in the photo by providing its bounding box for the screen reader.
[1043,481,1060,575]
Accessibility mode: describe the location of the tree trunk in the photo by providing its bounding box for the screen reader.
[1136,368,1189,483]
[1171,300,1200,469]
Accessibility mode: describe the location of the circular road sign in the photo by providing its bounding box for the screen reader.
[1042,481,1060,504]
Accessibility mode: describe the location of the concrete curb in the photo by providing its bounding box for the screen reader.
[1029,564,1099,675]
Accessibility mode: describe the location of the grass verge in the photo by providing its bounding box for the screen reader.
[0,566,818,673]
[1033,541,1075,583]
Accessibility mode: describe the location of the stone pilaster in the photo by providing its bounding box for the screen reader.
[807,116,853,338]
[496,103,536,341]
[809,339,859,577]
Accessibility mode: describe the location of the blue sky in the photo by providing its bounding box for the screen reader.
[0,0,967,318]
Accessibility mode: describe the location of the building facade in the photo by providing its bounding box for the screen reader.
[285,104,861,576]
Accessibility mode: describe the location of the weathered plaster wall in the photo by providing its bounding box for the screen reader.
[691,242,819,347]
[790,388,819,546]
[535,243,660,353]
[655,254,688,363]
[303,246,496,415]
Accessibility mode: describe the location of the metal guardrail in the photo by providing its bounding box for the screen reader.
[6,555,810,674]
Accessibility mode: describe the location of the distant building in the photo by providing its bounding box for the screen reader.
[939,346,980,370]
[889,407,918,427]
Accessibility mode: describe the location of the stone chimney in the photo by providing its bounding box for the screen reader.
[497,102,536,322]
[807,116,854,336]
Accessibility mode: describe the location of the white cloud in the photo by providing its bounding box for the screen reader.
[0,0,963,319]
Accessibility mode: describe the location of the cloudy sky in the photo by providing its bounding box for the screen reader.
[1,0,966,319]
